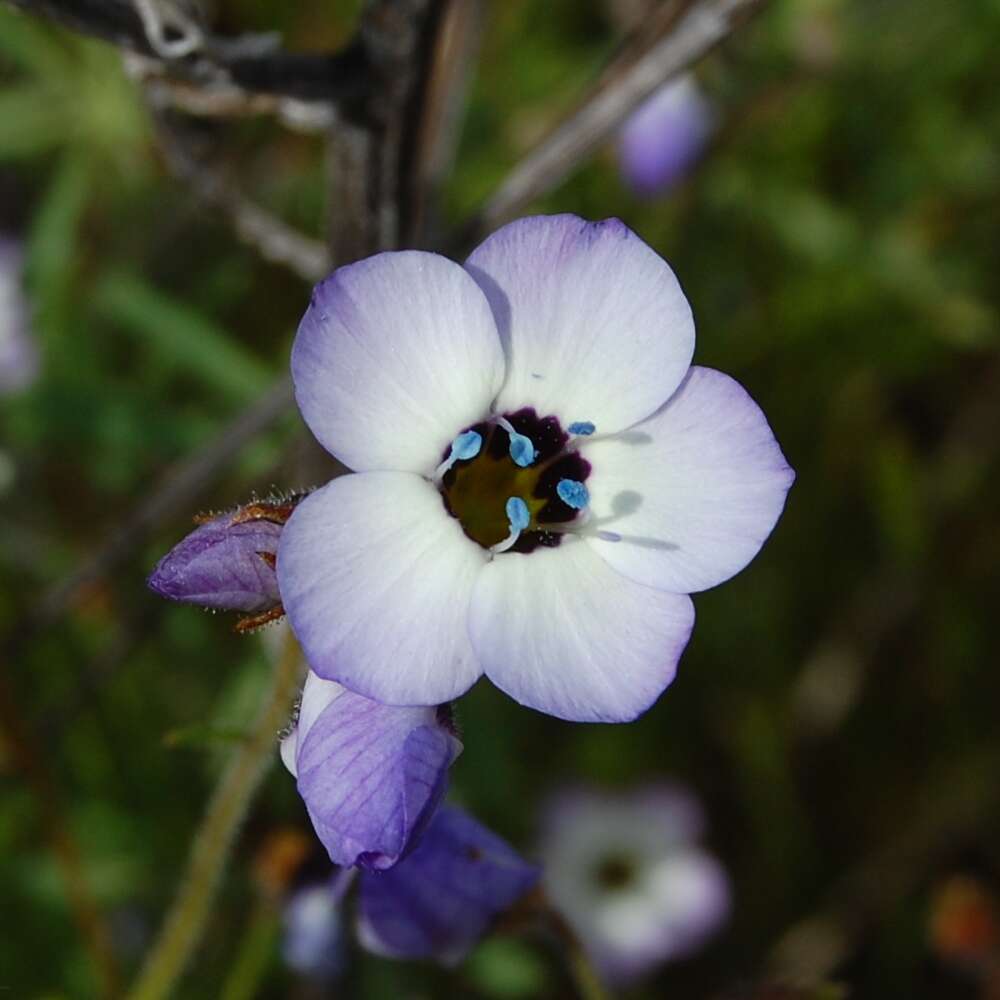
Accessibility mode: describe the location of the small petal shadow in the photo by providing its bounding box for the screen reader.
[592,490,680,552]
[465,263,512,351]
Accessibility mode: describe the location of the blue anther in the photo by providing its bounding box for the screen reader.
[508,432,536,467]
[451,430,482,461]
[557,479,590,510]
[505,496,531,532]
[568,421,596,436]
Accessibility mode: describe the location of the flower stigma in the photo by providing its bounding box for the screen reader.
[438,409,593,553]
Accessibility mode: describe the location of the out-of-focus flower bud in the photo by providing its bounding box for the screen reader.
[617,76,714,198]
[357,805,540,964]
[0,236,39,395]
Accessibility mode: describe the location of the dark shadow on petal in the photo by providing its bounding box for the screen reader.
[465,263,512,355]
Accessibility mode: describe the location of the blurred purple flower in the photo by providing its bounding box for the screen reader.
[281,672,462,872]
[618,76,714,198]
[539,784,730,984]
[0,237,39,395]
[357,805,540,964]
[282,881,347,980]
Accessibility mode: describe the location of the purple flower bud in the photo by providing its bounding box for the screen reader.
[281,672,462,872]
[282,881,347,981]
[148,508,283,614]
[356,806,540,964]
[539,783,730,984]
[618,76,714,198]
[0,237,39,395]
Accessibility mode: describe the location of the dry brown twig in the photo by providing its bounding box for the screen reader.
[3,0,372,105]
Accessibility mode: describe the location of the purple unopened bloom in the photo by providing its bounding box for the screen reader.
[278,213,794,723]
[0,237,39,394]
[148,500,300,629]
[357,806,540,964]
[282,881,346,980]
[281,671,462,871]
[540,784,730,983]
[618,76,714,197]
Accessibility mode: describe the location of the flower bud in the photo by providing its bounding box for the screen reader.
[148,508,283,614]
[281,672,463,872]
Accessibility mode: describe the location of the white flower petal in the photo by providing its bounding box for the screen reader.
[582,367,794,593]
[277,472,488,705]
[468,539,693,722]
[292,251,505,474]
[465,214,694,434]
[280,671,344,779]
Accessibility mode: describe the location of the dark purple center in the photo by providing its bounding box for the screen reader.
[440,408,591,553]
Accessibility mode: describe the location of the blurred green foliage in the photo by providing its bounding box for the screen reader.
[2,0,1000,997]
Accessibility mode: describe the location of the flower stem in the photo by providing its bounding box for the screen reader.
[543,900,610,1000]
[219,896,279,1000]
[127,630,302,1000]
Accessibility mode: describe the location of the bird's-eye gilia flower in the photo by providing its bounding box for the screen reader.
[0,237,39,395]
[278,213,794,723]
[540,784,730,983]
[148,499,299,631]
[356,805,540,964]
[282,881,347,981]
[618,76,714,198]
[281,671,462,871]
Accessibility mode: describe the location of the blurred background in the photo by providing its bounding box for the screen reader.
[2,0,999,996]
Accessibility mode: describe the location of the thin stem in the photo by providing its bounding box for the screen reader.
[542,900,610,1000]
[127,629,303,1000]
[219,896,279,1000]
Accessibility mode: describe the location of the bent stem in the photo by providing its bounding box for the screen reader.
[127,629,303,1000]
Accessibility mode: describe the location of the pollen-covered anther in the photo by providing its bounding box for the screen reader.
[496,416,536,467]
[491,497,531,555]
[567,421,596,437]
[556,478,590,510]
[434,429,483,481]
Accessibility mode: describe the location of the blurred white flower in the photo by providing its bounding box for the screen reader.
[540,783,730,983]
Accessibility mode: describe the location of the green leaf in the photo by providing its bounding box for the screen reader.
[93,272,271,401]
[0,7,73,77]
[0,85,70,160]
